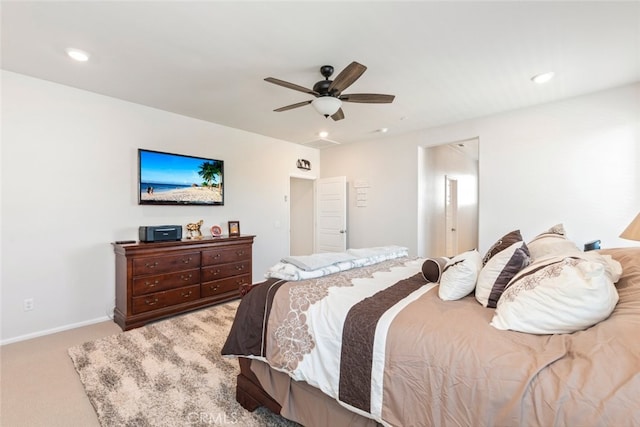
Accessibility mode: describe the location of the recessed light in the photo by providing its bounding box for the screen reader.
[379,128,389,133]
[531,71,554,84]
[318,131,329,138]
[65,48,90,62]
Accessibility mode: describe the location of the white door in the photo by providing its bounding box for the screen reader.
[316,176,347,252]
[445,176,459,256]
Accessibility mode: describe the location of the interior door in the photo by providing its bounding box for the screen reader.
[445,176,459,256]
[315,176,347,253]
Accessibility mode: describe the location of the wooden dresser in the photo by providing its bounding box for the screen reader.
[113,235,254,330]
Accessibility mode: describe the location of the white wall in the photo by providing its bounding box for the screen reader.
[1,71,319,343]
[322,83,640,255]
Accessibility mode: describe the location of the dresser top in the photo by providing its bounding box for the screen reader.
[113,234,255,255]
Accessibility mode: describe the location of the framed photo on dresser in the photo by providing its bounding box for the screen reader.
[228,221,240,236]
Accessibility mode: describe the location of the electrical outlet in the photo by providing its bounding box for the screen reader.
[23,298,34,311]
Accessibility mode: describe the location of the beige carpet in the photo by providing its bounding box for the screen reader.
[68,300,296,427]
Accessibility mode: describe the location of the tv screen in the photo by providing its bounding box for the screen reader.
[138,149,224,206]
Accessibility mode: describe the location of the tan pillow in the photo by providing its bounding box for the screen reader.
[527,224,581,261]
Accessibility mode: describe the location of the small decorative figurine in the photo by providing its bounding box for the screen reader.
[186,219,204,239]
[210,224,223,237]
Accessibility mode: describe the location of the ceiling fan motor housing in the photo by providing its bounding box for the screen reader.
[314,65,336,96]
[313,79,333,96]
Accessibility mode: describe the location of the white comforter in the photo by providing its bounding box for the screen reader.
[265,257,432,423]
[266,246,409,281]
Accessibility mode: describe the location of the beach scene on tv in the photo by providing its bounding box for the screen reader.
[139,150,223,205]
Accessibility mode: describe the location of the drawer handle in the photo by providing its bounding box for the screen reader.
[235,265,245,271]
[182,257,192,264]
[145,280,160,288]
[212,269,221,276]
[181,290,193,298]
[237,278,247,285]
[212,253,221,259]
[145,261,159,269]
[236,250,245,256]
[145,298,159,306]
[209,285,219,292]
[180,274,192,281]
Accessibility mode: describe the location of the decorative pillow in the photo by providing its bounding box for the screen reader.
[482,229,523,265]
[421,257,449,283]
[490,256,619,334]
[438,250,482,301]
[579,251,623,283]
[527,223,581,261]
[475,241,530,308]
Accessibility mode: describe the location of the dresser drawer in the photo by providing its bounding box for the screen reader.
[133,252,200,276]
[132,268,200,296]
[202,260,250,282]
[201,275,251,298]
[131,284,200,314]
[202,246,251,266]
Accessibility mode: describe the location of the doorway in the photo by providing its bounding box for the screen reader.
[289,176,348,256]
[290,177,315,256]
[419,138,479,257]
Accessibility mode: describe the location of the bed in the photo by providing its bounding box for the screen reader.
[222,234,640,427]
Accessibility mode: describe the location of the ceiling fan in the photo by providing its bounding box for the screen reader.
[264,61,395,121]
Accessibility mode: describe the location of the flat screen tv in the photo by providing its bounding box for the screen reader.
[138,149,224,206]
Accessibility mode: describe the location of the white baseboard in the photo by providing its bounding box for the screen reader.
[0,315,111,346]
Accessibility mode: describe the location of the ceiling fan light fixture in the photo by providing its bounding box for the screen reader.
[312,96,342,117]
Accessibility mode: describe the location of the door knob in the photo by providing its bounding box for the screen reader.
[339,229,347,234]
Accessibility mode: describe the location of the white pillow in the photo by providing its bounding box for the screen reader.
[438,250,482,301]
[475,241,530,308]
[527,223,581,260]
[579,252,623,283]
[490,257,619,334]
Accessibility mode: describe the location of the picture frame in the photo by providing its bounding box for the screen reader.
[228,221,240,236]
[296,158,311,170]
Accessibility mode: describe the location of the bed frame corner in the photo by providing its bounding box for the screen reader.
[236,358,283,415]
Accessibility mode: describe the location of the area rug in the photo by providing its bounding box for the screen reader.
[68,300,297,427]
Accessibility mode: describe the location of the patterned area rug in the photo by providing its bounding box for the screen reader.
[68,300,296,427]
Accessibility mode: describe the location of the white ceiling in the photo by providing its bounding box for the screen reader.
[2,1,639,147]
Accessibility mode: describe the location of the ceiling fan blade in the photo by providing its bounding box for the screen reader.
[265,77,319,96]
[339,93,395,103]
[331,108,345,121]
[328,62,367,95]
[273,100,312,112]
